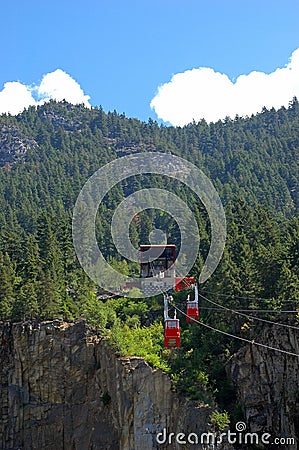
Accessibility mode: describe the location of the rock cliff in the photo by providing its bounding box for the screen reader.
[1,320,298,449]
[228,325,299,449]
[0,320,218,450]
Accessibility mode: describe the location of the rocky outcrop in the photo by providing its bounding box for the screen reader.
[0,320,218,450]
[0,125,37,166]
[228,325,299,449]
[40,109,82,131]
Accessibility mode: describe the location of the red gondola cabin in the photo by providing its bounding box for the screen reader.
[186,300,199,323]
[164,318,180,348]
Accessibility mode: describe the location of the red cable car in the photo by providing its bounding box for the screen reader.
[186,301,199,323]
[164,295,180,348]
[186,284,199,323]
[164,318,180,348]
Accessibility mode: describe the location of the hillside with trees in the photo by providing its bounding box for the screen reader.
[0,99,298,423]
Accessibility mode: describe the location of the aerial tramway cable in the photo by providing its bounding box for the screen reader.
[202,289,299,304]
[168,297,299,358]
[199,292,299,331]
[174,265,299,330]
[146,250,299,356]
[198,307,299,313]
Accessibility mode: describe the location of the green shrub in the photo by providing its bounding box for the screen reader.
[210,410,230,431]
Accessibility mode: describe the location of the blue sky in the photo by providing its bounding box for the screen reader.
[1,0,299,123]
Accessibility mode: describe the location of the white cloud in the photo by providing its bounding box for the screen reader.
[37,69,91,106]
[0,82,36,115]
[150,48,299,125]
[0,69,91,115]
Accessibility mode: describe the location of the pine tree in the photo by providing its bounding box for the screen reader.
[0,252,17,320]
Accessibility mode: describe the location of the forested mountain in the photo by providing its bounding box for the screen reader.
[0,99,298,419]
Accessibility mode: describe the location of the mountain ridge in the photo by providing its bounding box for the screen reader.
[1,98,298,214]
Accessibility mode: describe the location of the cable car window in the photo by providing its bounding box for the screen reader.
[166,320,178,328]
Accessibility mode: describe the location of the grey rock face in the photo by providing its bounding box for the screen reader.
[0,320,216,450]
[228,325,299,449]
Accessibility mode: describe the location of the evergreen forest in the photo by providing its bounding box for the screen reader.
[0,99,298,424]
